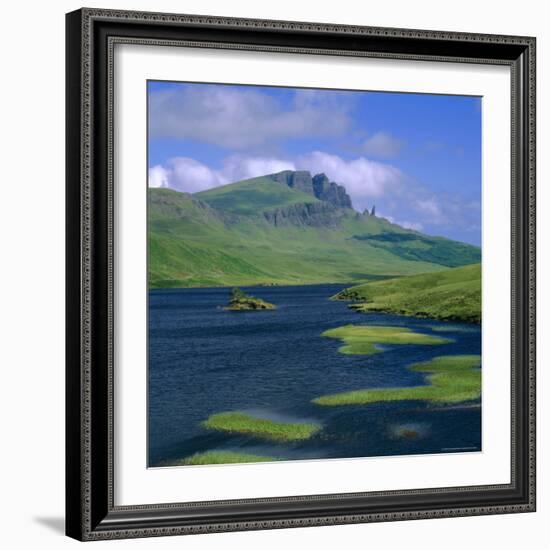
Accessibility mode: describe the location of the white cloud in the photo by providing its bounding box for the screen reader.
[401,220,423,231]
[148,157,226,194]
[149,85,352,150]
[362,132,403,157]
[148,155,297,194]
[380,214,423,232]
[148,165,170,188]
[408,194,481,232]
[220,155,296,183]
[296,151,405,211]
[414,198,442,218]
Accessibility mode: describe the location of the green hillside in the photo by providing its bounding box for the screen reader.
[148,172,481,289]
[333,263,481,323]
[351,232,481,268]
[195,175,321,215]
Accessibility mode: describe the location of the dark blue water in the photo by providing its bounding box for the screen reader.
[148,284,481,466]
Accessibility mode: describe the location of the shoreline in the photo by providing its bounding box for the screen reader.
[148,281,354,292]
[343,301,481,325]
[149,283,480,325]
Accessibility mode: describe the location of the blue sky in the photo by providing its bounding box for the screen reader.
[148,81,481,245]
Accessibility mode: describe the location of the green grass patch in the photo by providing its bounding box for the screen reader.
[175,450,278,465]
[322,324,451,355]
[333,264,481,324]
[202,412,321,441]
[313,355,481,406]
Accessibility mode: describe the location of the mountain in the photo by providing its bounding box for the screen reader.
[333,263,481,323]
[148,170,481,288]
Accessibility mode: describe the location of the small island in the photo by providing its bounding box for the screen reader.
[224,287,276,311]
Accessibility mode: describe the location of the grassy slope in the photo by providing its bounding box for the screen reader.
[334,263,481,323]
[148,184,481,288]
[195,175,321,215]
[351,232,480,268]
[313,355,481,406]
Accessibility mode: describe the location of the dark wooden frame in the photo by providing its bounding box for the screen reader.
[66,7,536,541]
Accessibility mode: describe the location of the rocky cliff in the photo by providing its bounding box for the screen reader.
[262,201,343,228]
[312,173,353,209]
[267,170,353,210]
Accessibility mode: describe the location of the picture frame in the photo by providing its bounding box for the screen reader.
[65,7,536,541]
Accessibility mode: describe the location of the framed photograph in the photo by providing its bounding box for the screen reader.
[66,8,536,541]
